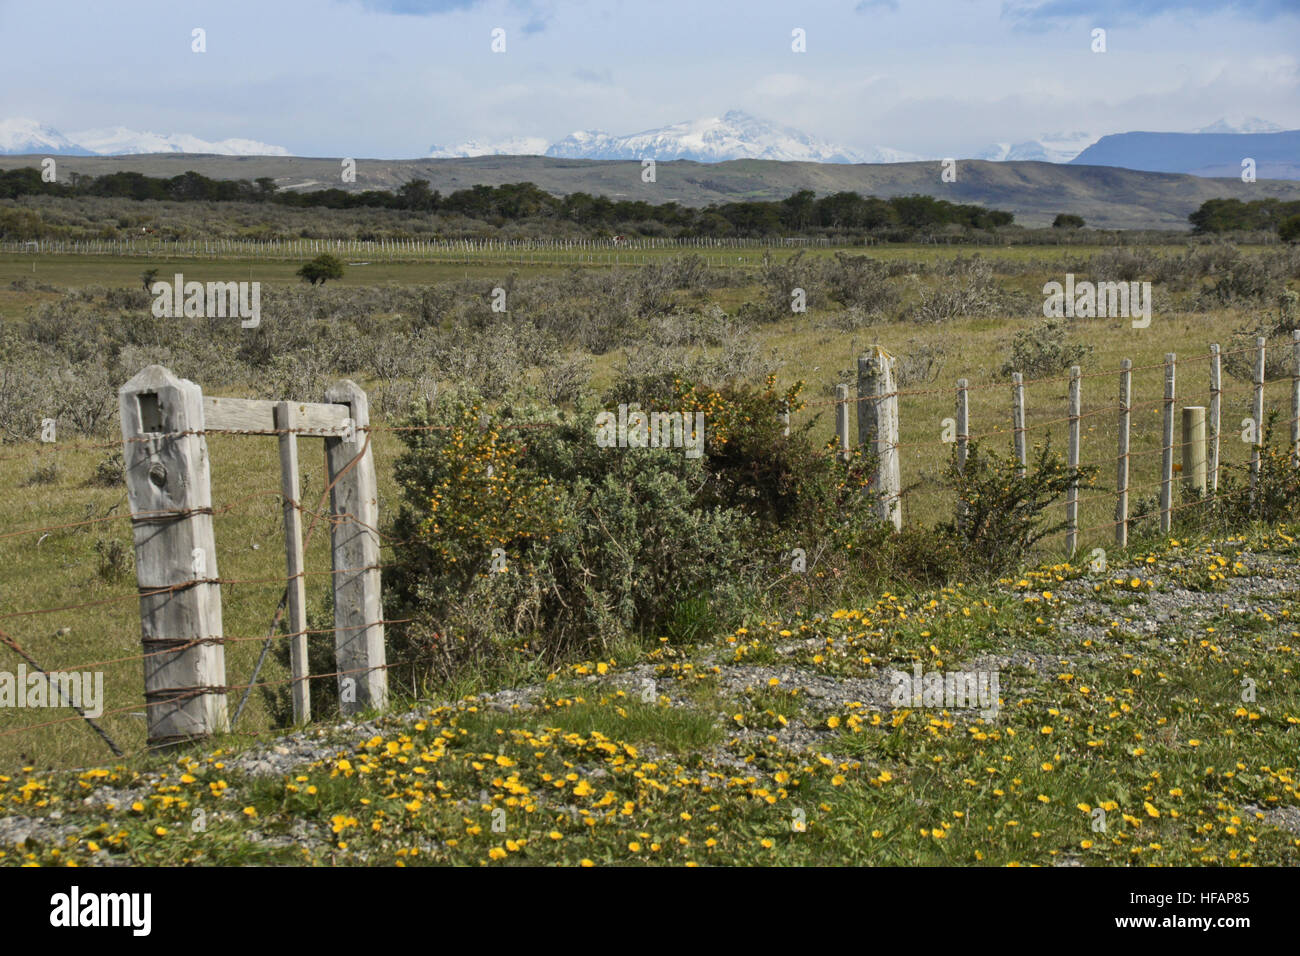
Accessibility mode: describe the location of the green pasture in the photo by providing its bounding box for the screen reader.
[0,243,1289,770]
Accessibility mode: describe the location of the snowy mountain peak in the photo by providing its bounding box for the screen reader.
[542,111,920,164]
[70,126,288,156]
[1195,116,1285,135]
[427,112,913,164]
[428,136,549,158]
[0,118,93,155]
[976,131,1099,163]
[0,119,288,156]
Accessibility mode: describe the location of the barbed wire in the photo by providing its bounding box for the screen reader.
[0,488,284,541]
[4,336,1299,751]
[0,640,444,743]
[1038,483,1255,545]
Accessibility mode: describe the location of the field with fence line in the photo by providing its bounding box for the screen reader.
[1,239,1297,771]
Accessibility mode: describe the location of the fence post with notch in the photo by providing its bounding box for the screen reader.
[119,365,228,748]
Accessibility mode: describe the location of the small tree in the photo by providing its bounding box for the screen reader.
[141,268,159,291]
[1000,316,1092,379]
[297,253,345,286]
[1053,213,1085,229]
[397,179,436,212]
[1279,214,1300,243]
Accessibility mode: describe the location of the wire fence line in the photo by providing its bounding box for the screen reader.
[3,337,1298,754]
[853,336,1300,557]
[0,229,1109,268]
[4,233,1058,260]
[1,235,840,269]
[0,463,407,757]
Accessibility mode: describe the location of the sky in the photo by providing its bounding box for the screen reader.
[1,0,1297,158]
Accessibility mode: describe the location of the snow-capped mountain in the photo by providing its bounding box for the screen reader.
[0,118,288,156]
[1195,117,1284,135]
[70,127,288,156]
[0,118,94,155]
[544,110,916,164]
[425,112,917,164]
[855,144,930,163]
[428,136,549,158]
[977,131,1099,163]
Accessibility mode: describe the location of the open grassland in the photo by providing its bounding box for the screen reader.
[0,241,1296,775]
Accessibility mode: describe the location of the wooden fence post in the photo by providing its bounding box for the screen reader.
[1011,371,1027,477]
[274,402,311,724]
[835,384,850,460]
[955,378,969,527]
[1066,365,1081,556]
[1161,353,1176,534]
[323,380,387,714]
[779,398,790,438]
[1292,330,1300,466]
[1182,406,1207,495]
[1116,359,1131,549]
[955,379,969,471]
[858,348,902,530]
[1251,337,1265,504]
[1209,344,1221,493]
[119,365,228,747]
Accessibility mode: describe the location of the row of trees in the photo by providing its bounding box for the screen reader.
[0,166,1015,237]
[1189,197,1300,237]
[8,165,1300,239]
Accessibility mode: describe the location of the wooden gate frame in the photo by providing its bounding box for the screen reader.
[119,365,385,748]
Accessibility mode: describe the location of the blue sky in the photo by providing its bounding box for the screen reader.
[1,0,1296,157]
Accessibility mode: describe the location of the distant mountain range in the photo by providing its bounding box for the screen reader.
[1071,127,1300,179]
[975,118,1289,167]
[0,118,288,157]
[976,131,1101,164]
[428,111,1298,178]
[4,112,1297,178]
[0,119,94,156]
[1193,117,1283,135]
[429,136,550,159]
[431,111,924,164]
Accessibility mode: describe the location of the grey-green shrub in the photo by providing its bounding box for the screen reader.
[999,316,1092,379]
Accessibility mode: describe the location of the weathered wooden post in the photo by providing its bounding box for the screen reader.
[274,402,311,724]
[858,348,902,530]
[1251,337,1265,504]
[1160,353,1176,534]
[835,384,850,461]
[1011,372,1027,477]
[1182,406,1207,495]
[955,378,969,527]
[955,379,969,471]
[1292,331,1300,466]
[323,380,387,714]
[779,398,790,438]
[119,365,228,747]
[1066,366,1082,556]
[1116,359,1131,549]
[1209,345,1222,493]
